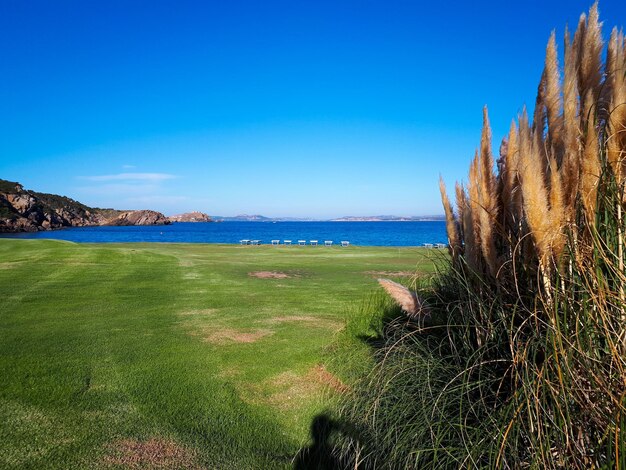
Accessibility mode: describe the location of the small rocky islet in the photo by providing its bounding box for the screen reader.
[167,211,212,223]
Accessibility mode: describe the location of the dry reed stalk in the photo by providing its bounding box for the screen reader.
[462,194,479,275]
[599,29,616,122]
[533,69,547,139]
[480,107,498,196]
[572,13,586,90]
[477,109,499,278]
[533,70,550,179]
[545,32,563,161]
[455,182,466,243]
[581,92,600,224]
[562,27,581,217]
[502,121,522,231]
[606,30,626,180]
[467,153,483,274]
[548,156,566,260]
[439,177,460,260]
[377,278,431,321]
[574,3,604,104]
[519,112,552,269]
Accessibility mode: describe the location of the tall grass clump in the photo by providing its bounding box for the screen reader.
[333,4,626,468]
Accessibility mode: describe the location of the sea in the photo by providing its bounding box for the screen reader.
[0,221,447,247]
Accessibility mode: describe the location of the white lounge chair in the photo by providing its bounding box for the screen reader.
[424,243,434,249]
[310,240,318,246]
[436,243,447,249]
[325,240,333,246]
[271,240,280,245]
[298,240,306,246]
[251,240,261,245]
[341,241,350,247]
[284,240,292,245]
[240,239,250,245]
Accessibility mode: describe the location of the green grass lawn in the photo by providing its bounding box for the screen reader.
[0,239,436,469]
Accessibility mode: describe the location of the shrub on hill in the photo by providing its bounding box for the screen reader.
[31,191,93,213]
[0,179,22,194]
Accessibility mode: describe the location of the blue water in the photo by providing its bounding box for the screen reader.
[0,221,447,247]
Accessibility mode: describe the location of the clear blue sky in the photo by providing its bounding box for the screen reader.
[1,1,625,218]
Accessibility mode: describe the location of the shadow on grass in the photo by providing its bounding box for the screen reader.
[293,302,407,469]
[293,414,339,469]
[293,414,358,470]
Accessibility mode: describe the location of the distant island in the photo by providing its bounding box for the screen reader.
[330,215,445,222]
[213,215,316,222]
[212,214,445,222]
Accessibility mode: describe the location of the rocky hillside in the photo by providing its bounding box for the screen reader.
[0,179,170,233]
[107,210,170,226]
[168,211,212,223]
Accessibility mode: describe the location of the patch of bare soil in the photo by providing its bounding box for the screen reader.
[104,438,199,469]
[256,364,349,410]
[365,270,416,277]
[248,271,291,279]
[204,328,273,344]
[263,371,315,409]
[308,364,349,393]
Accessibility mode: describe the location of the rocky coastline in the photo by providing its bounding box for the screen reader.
[0,179,170,233]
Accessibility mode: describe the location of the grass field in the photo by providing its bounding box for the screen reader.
[0,239,435,469]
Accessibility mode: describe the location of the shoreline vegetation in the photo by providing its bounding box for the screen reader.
[329,3,626,469]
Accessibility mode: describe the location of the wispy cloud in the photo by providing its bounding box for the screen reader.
[81,172,177,182]
[73,170,188,212]
[75,183,161,195]
[121,164,136,169]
